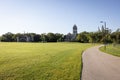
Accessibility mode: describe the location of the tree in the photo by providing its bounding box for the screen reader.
[55,33,63,42]
[0,32,14,42]
[116,28,120,44]
[41,33,47,42]
[88,32,96,43]
[47,33,56,42]
[111,28,120,44]
[34,34,41,42]
[76,32,89,43]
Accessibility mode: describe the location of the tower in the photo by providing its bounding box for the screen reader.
[73,24,77,35]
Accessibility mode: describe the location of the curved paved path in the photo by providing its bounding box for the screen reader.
[82,46,120,80]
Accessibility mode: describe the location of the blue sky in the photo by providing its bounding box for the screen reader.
[0,0,120,35]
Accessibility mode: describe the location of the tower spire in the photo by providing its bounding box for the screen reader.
[73,24,77,34]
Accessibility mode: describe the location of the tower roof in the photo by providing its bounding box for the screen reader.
[73,24,77,29]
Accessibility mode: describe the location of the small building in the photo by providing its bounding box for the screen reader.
[17,34,34,42]
[64,24,78,41]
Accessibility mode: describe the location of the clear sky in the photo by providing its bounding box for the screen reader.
[0,0,120,35]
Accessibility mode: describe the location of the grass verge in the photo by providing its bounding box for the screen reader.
[80,50,84,80]
[99,44,120,57]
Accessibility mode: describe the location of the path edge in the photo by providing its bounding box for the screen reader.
[80,50,84,80]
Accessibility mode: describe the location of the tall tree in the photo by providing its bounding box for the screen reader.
[0,32,14,42]
[47,33,56,42]
[34,34,41,42]
[41,33,47,42]
[76,32,89,43]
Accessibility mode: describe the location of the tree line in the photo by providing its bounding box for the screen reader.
[77,27,120,44]
[0,26,120,44]
[0,32,64,42]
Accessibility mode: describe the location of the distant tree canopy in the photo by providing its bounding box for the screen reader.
[76,31,89,43]
[0,32,14,42]
[0,27,120,44]
[0,32,64,42]
[76,27,119,44]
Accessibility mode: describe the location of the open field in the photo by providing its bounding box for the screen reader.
[100,44,120,57]
[0,42,93,80]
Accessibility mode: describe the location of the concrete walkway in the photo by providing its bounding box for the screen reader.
[81,46,120,80]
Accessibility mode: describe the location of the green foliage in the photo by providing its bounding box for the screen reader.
[76,27,119,44]
[111,29,120,44]
[0,27,119,43]
[0,32,14,42]
[33,34,41,42]
[76,32,89,43]
[41,33,48,42]
[0,43,93,80]
[47,33,57,42]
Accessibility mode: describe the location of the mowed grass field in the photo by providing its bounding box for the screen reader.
[0,42,93,80]
[100,44,120,57]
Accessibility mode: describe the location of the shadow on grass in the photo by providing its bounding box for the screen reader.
[80,50,84,80]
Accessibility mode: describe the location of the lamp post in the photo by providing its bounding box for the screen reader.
[100,21,106,29]
[100,21,107,50]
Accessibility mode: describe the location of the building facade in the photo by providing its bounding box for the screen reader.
[64,24,78,41]
[17,34,34,42]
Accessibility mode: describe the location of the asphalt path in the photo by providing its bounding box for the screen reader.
[81,46,120,80]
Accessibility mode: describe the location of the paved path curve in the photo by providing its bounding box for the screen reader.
[82,46,120,80]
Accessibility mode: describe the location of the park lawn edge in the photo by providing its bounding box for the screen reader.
[99,45,120,57]
[80,50,84,80]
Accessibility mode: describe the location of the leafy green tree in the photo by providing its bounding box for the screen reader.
[34,34,41,42]
[1,32,14,42]
[55,33,63,42]
[88,32,97,43]
[111,28,120,44]
[41,33,47,42]
[47,33,56,42]
[76,32,89,43]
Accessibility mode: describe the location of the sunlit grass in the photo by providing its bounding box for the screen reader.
[0,42,93,80]
[100,44,120,57]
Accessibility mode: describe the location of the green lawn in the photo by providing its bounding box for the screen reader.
[0,42,93,80]
[100,44,120,57]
